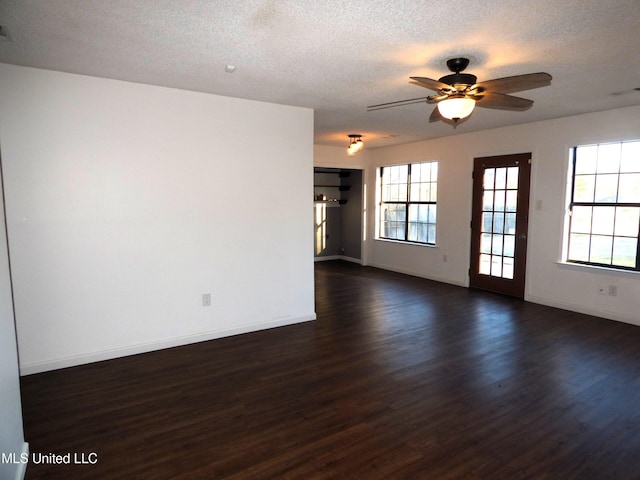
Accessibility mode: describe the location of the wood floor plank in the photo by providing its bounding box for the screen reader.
[20,260,640,479]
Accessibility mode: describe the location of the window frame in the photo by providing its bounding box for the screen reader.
[565,141,640,272]
[378,161,438,245]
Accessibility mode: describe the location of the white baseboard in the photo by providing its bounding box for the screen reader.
[525,294,640,327]
[314,255,362,264]
[20,314,316,376]
[368,262,467,288]
[14,442,28,480]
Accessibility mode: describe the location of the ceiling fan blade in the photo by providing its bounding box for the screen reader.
[428,106,441,123]
[367,96,428,111]
[475,92,534,110]
[410,76,452,92]
[475,72,552,94]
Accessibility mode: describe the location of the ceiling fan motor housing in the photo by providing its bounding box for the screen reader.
[438,72,477,88]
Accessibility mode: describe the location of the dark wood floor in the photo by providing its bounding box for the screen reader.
[20,261,640,479]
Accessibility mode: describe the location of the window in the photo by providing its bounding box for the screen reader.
[379,162,437,244]
[566,140,640,271]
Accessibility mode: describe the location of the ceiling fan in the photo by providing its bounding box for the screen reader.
[368,57,552,126]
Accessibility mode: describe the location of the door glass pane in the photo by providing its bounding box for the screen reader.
[493,213,505,234]
[482,213,493,232]
[505,213,517,234]
[491,255,502,276]
[483,191,494,210]
[494,190,506,211]
[502,257,514,279]
[492,234,503,255]
[484,169,495,189]
[507,167,519,189]
[479,254,491,275]
[495,168,507,189]
[503,235,515,257]
[480,233,492,254]
[505,190,518,212]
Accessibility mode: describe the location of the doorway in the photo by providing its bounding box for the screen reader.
[469,153,531,298]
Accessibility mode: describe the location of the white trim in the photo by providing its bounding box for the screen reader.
[526,294,640,327]
[14,442,28,480]
[314,255,362,264]
[19,314,316,376]
[368,261,467,288]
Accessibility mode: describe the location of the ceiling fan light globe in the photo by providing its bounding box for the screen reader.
[437,97,476,120]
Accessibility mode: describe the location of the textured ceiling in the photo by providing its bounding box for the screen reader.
[1,0,640,148]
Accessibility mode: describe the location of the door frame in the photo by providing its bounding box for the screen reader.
[469,153,532,298]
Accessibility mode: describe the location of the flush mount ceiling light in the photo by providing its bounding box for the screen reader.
[347,134,363,156]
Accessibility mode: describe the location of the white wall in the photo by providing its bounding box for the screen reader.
[0,64,315,374]
[363,106,640,326]
[0,159,28,480]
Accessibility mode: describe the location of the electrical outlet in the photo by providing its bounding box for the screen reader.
[443,254,448,263]
[202,293,211,307]
[608,285,618,297]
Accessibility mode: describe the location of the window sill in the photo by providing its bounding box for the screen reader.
[374,238,438,248]
[556,261,640,278]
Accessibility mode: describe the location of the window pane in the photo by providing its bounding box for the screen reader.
[430,182,438,202]
[591,206,615,235]
[571,206,592,234]
[613,237,637,267]
[597,143,621,173]
[568,234,590,261]
[618,173,640,203]
[418,204,428,222]
[614,207,640,237]
[380,161,437,245]
[574,175,595,202]
[408,205,418,222]
[575,145,598,174]
[620,141,640,173]
[589,235,613,264]
[594,174,619,202]
[408,222,417,242]
[427,224,436,244]
[428,205,437,223]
